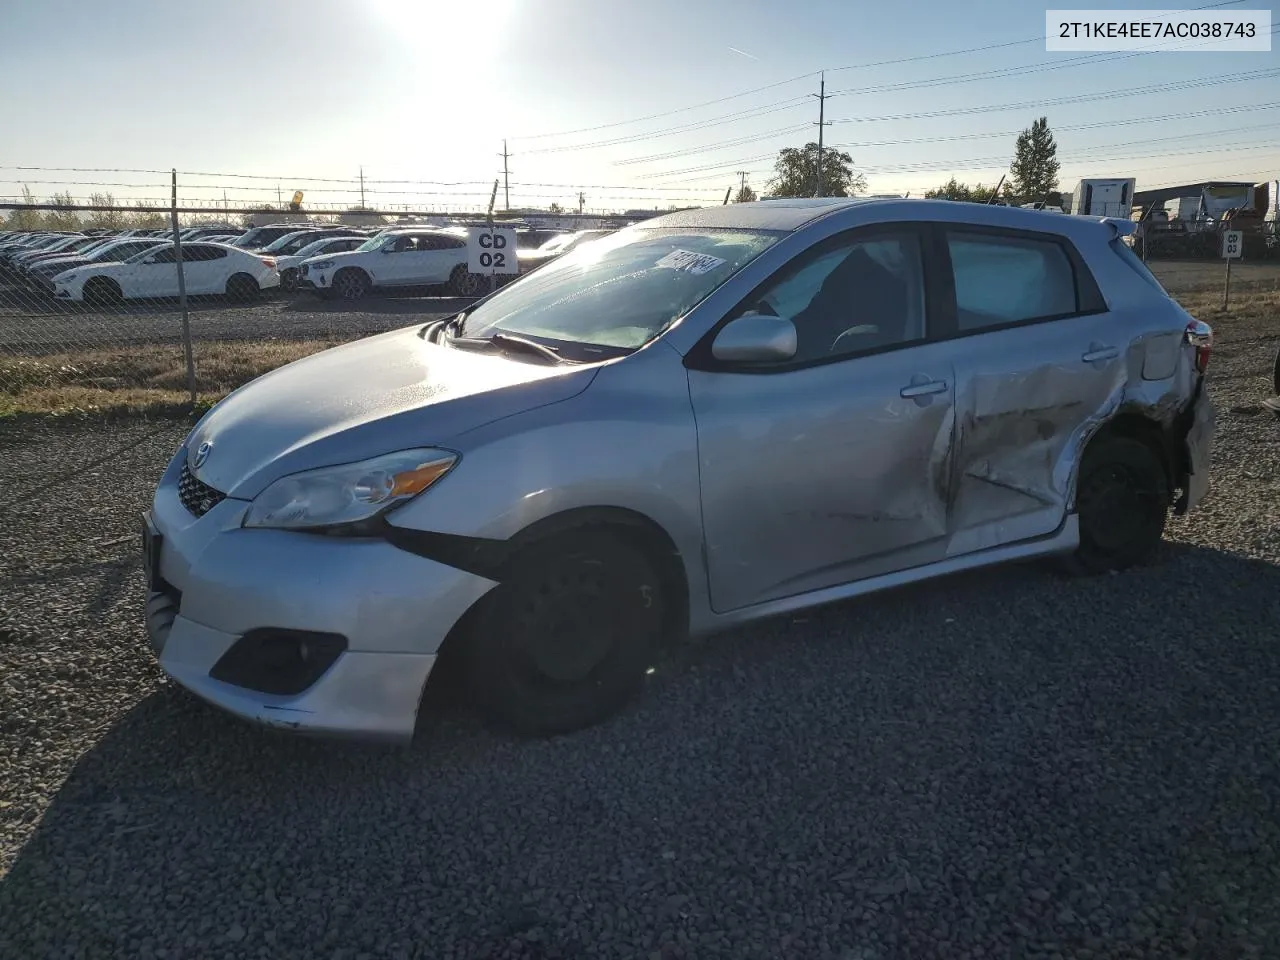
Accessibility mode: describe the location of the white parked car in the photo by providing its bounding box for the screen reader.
[274,235,367,291]
[53,242,280,305]
[298,227,479,300]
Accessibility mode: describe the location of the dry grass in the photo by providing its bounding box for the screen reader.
[0,340,342,418]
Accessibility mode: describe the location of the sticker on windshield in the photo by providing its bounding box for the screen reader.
[654,249,727,275]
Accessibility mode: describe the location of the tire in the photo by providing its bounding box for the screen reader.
[225,273,259,303]
[333,268,369,301]
[82,277,122,308]
[280,267,299,292]
[463,530,664,736]
[1271,344,1280,397]
[448,263,484,297]
[1060,435,1169,576]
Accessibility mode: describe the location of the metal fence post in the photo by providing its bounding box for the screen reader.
[169,169,196,406]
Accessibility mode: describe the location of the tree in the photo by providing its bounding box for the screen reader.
[127,202,168,230]
[924,178,1015,204]
[43,191,80,231]
[86,192,126,230]
[734,183,757,203]
[5,185,42,230]
[768,142,866,199]
[548,202,564,214]
[1010,116,1060,203]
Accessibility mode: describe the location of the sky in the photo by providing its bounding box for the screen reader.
[2,0,1278,214]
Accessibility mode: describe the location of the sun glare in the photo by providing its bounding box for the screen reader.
[366,0,519,63]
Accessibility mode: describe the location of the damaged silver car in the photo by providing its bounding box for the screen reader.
[143,198,1215,741]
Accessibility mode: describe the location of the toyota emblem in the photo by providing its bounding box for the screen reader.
[193,440,213,470]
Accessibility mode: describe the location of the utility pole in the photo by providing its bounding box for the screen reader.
[578,190,585,215]
[359,166,366,209]
[276,183,282,207]
[812,72,830,198]
[737,170,748,200]
[500,140,511,211]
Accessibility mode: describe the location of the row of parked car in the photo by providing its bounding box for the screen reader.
[0,220,615,306]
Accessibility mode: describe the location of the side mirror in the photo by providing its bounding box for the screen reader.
[711,312,797,363]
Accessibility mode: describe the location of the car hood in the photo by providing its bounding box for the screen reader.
[185,323,599,499]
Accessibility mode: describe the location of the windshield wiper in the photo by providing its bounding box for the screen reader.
[445,328,566,364]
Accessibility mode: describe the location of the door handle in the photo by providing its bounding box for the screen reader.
[899,380,948,399]
[1082,346,1119,363]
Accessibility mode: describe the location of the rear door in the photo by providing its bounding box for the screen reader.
[934,224,1126,556]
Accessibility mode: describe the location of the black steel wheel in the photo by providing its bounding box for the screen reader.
[464,530,664,736]
[1061,435,1169,576]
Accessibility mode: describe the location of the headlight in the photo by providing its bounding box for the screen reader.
[242,448,457,530]
[309,259,335,270]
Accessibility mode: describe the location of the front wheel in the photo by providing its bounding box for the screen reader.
[1060,436,1169,576]
[1271,344,1280,397]
[463,531,664,736]
[333,268,369,301]
[448,264,485,297]
[279,267,299,292]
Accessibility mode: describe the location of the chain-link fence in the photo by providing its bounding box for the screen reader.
[0,173,660,428]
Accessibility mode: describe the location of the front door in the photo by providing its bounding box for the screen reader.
[687,226,958,613]
[936,225,1127,556]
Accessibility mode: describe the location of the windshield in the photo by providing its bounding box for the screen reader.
[354,233,393,253]
[295,236,347,258]
[125,243,167,263]
[262,231,314,253]
[456,227,782,351]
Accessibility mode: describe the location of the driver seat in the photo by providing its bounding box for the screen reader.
[794,247,909,357]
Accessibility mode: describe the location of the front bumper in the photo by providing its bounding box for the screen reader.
[144,449,498,742]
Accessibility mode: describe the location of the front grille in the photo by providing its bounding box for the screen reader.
[178,461,226,518]
[300,264,309,276]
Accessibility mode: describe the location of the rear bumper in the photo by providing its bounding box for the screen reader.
[1174,381,1215,514]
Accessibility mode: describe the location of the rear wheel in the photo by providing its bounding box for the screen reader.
[1060,435,1169,576]
[333,268,369,301]
[1271,343,1280,397]
[225,273,260,302]
[463,531,664,736]
[448,264,484,297]
[82,277,122,308]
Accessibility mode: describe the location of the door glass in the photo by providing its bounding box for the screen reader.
[947,232,1078,330]
[754,233,927,362]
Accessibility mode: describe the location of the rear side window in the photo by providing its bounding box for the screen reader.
[1110,237,1167,295]
[946,231,1078,331]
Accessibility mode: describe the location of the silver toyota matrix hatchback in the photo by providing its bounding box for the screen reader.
[143,198,1216,740]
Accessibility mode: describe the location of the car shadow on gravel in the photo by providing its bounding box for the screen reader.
[4,540,1280,957]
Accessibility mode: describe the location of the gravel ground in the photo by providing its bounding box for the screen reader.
[2,273,1280,958]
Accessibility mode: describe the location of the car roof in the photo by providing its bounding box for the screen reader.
[635,197,1132,241]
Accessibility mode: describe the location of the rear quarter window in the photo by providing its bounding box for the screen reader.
[1110,237,1168,295]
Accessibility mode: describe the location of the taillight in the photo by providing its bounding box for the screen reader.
[1185,319,1213,373]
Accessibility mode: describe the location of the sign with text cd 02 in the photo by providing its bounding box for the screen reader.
[1221,230,1243,260]
[467,227,518,275]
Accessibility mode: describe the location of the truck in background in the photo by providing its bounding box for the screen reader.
[1069,178,1137,218]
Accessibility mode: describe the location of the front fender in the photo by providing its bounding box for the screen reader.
[384,341,708,605]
